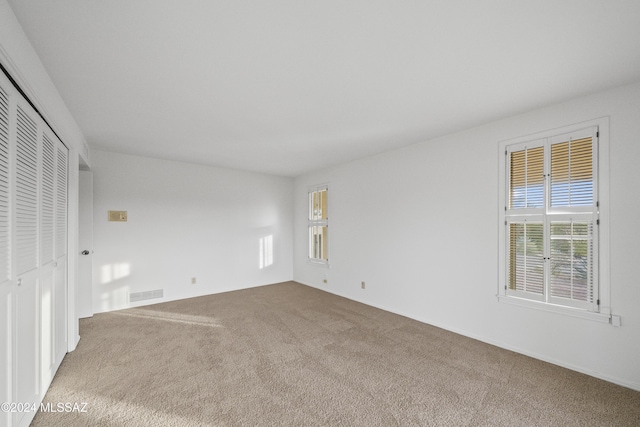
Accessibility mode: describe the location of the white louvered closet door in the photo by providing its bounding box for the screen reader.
[39,129,68,388]
[0,74,12,427]
[0,68,69,427]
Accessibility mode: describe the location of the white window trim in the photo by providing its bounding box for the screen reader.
[308,183,329,267]
[498,118,611,324]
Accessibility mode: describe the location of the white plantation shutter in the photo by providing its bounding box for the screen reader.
[509,145,544,210]
[0,86,9,281]
[549,220,595,308]
[56,143,67,258]
[41,133,55,265]
[550,136,594,208]
[508,221,544,297]
[15,106,39,274]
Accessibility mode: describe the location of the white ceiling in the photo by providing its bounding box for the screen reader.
[8,0,640,177]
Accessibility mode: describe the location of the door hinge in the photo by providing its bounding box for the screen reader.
[597,299,600,306]
[597,219,600,225]
[596,131,599,138]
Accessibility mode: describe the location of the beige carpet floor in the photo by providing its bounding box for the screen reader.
[32,281,639,426]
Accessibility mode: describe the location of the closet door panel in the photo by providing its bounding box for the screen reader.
[40,272,54,388]
[13,274,38,427]
[40,131,56,385]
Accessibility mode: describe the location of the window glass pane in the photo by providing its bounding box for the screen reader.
[509,222,544,294]
[551,137,593,207]
[550,221,594,302]
[510,146,544,209]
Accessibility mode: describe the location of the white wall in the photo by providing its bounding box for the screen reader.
[92,150,293,313]
[293,81,640,391]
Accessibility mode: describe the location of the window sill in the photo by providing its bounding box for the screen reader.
[497,295,612,324]
[307,258,330,268]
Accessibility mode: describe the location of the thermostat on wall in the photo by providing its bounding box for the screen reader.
[108,210,127,222]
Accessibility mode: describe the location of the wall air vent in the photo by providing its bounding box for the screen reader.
[130,289,163,303]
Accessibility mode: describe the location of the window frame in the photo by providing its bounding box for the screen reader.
[498,118,611,323]
[307,184,329,266]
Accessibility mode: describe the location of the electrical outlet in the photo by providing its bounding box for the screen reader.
[611,315,622,327]
[361,281,365,289]
[191,277,197,284]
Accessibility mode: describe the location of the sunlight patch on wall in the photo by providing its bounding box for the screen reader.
[99,286,129,313]
[100,262,131,284]
[259,235,273,269]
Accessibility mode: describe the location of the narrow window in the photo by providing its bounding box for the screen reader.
[308,185,328,264]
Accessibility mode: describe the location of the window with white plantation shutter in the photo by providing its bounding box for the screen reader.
[502,126,599,312]
[308,185,328,264]
[15,106,39,275]
[41,133,55,265]
[0,86,9,281]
